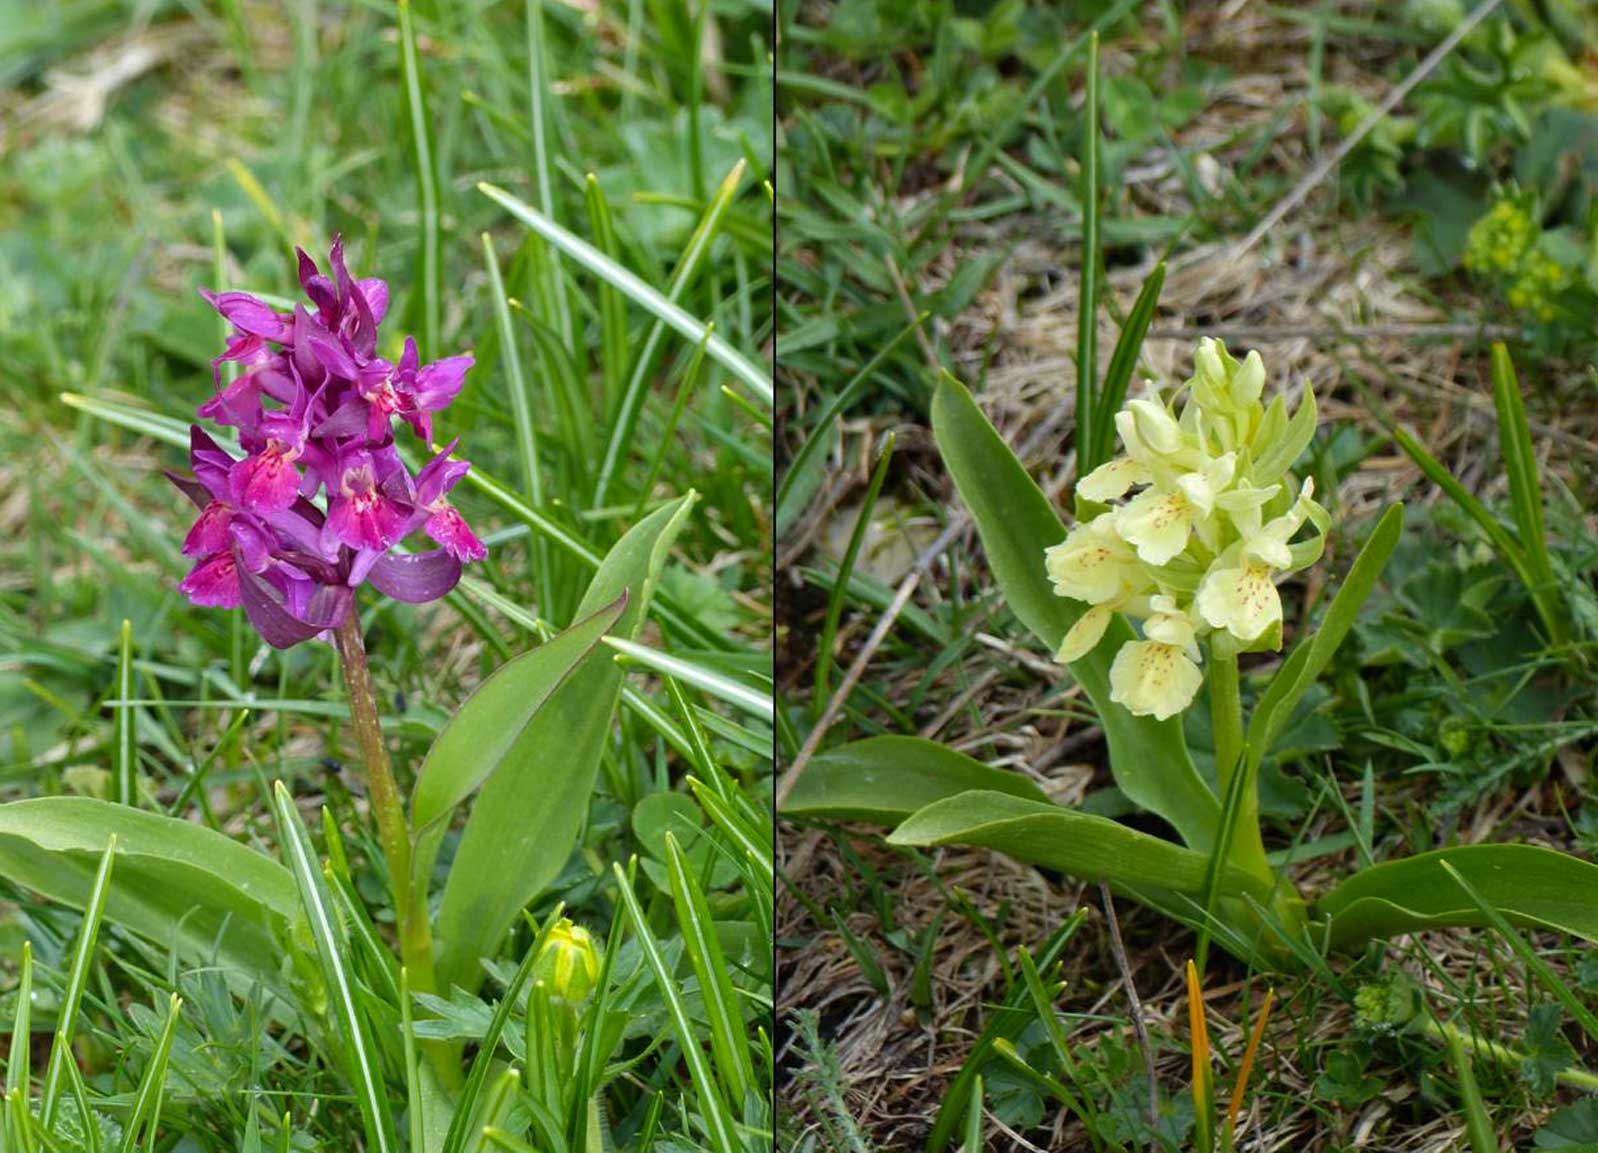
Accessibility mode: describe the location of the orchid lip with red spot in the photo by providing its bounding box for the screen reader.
[179,237,485,646]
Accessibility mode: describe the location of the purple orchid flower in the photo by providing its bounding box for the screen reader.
[174,237,483,647]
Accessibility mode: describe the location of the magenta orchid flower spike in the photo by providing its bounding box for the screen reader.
[172,237,485,648]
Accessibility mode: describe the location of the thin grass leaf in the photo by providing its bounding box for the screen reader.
[612,860,738,1151]
[482,231,555,617]
[1091,262,1165,468]
[962,1074,984,1153]
[120,993,181,1153]
[442,911,557,1153]
[524,0,571,344]
[603,636,772,720]
[270,782,396,1153]
[586,174,629,422]
[1074,31,1100,473]
[114,619,134,806]
[1444,1021,1497,1153]
[399,968,426,1153]
[774,313,925,536]
[1014,947,1098,1134]
[1490,342,1565,645]
[1437,858,1598,1043]
[665,831,753,1104]
[40,836,115,1128]
[397,0,441,357]
[5,941,30,1100]
[1223,986,1274,1146]
[814,433,893,709]
[478,180,772,406]
[592,160,748,505]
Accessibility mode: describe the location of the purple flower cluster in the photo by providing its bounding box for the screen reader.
[171,238,484,648]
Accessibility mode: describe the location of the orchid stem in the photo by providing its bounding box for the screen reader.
[333,610,435,996]
[1209,649,1243,794]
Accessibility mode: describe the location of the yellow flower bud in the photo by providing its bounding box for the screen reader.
[534,918,600,1006]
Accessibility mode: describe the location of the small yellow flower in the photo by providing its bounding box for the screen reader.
[1194,560,1281,644]
[1057,601,1115,663]
[1115,452,1235,565]
[1045,515,1146,604]
[1109,636,1203,720]
[1078,455,1152,502]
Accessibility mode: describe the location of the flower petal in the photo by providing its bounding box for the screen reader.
[367,550,463,603]
[1115,489,1192,566]
[236,551,349,648]
[1078,457,1149,502]
[1056,603,1112,663]
[1195,563,1281,643]
[178,551,242,608]
[1108,640,1203,720]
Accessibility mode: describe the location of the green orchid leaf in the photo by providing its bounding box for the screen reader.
[408,596,627,896]
[930,373,1219,850]
[888,791,1266,901]
[437,493,695,992]
[0,798,295,983]
[1318,844,1598,952]
[782,736,1052,824]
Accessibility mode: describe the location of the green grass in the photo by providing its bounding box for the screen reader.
[0,0,773,1149]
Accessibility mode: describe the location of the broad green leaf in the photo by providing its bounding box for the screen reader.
[1317,844,1598,952]
[930,374,1219,849]
[887,791,1266,901]
[437,494,696,991]
[782,736,1051,824]
[0,798,295,982]
[408,597,627,894]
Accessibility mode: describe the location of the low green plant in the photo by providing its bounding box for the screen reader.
[783,296,1598,976]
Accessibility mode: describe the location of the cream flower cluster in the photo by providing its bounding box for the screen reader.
[1045,338,1328,720]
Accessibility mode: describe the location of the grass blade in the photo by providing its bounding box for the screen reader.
[5,941,29,1100]
[478,179,773,407]
[1490,342,1565,645]
[1091,262,1165,468]
[665,831,753,1105]
[120,993,182,1153]
[1074,31,1100,472]
[271,781,396,1153]
[481,231,555,616]
[525,0,572,345]
[962,1074,984,1152]
[1438,858,1598,1043]
[442,911,557,1153]
[602,636,773,720]
[1443,1021,1497,1153]
[592,159,748,505]
[814,432,894,710]
[613,860,738,1150]
[397,0,441,358]
[114,619,134,806]
[40,836,115,1128]
[774,312,926,535]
